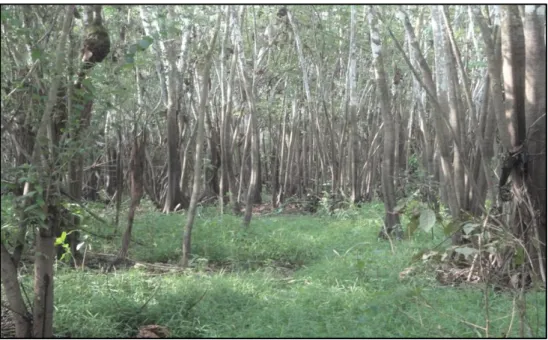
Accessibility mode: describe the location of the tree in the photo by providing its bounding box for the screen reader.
[182,13,220,267]
[218,6,241,215]
[1,6,74,337]
[522,5,546,280]
[368,6,401,238]
[499,5,546,282]
[232,5,261,228]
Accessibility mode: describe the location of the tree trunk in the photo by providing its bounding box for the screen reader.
[368,6,402,238]
[1,244,32,338]
[118,133,146,260]
[153,6,184,213]
[31,6,74,337]
[114,127,124,226]
[522,5,547,281]
[347,6,359,202]
[33,204,57,338]
[230,6,261,227]
[498,5,546,283]
[182,16,220,267]
[220,29,241,214]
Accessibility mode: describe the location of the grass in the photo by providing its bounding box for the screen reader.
[4,199,547,338]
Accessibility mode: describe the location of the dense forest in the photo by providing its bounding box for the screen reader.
[0,5,546,338]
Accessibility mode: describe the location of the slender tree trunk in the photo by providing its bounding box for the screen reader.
[118,133,145,260]
[368,6,402,238]
[219,8,241,214]
[31,6,74,338]
[232,11,261,226]
[182,16,220,267]
[114,127,123,226]
[149,6,184,213]
[1,244,32,337]
[347,6,359,202]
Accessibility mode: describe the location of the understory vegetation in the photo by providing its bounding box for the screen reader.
[1,5,545,338]
[3,197,545,338]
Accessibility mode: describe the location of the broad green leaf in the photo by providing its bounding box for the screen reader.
[33,210,46,222]
[138,36,154,50]
[455,246,478,258]
[128,44,138,55]
[124,55,135,65]
[419,208,436,233]
[23,203,38,213]
[55,231,67,246]
[463,223,479,235]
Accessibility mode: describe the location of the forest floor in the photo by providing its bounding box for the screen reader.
[2,200,546,338]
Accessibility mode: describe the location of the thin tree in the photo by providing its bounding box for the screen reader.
[232,5,261,228]
[368,6,401,238]
[182,14,221,267]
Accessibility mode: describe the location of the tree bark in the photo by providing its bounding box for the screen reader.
[1,244,32,338]
[31,6,74,337]
[231,6,261,227]
[523,5,547,281]
[118,133,146,260]
[182,15,220,267]
[368,6,402,238]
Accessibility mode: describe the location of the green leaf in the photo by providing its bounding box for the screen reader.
[138,36,154,50]
[125,55,135,65]
[455,246,478,258]
[55,231,67,246]
[60,251,69,261]
[463,223,480,235]
[419,208,436,233]
[128,44,138,55]
[23,203,38,213]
